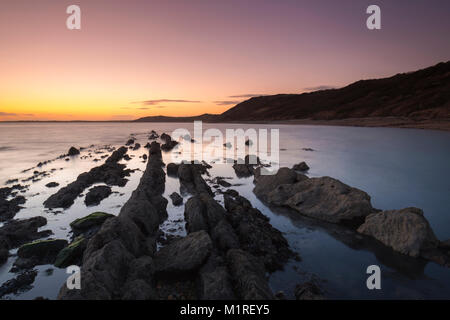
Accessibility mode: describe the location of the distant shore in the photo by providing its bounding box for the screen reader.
[1,117,450,132]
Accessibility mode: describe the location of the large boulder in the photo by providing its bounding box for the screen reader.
[253,167,301,198]
[154,230,212,274]
[357,207,439,257]
[255,169,374,226]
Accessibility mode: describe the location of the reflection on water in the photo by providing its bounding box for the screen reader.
[0,122,450,299]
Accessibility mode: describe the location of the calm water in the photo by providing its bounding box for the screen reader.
[0,122,450,300]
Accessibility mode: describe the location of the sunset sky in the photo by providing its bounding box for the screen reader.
[1,0,449,121]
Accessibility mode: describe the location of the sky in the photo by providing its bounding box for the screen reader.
[0,0,449,121]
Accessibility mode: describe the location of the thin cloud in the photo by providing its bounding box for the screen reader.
[0,111,34,117]
[133,99,202,106]
[228,94,264,98]
[213,100,240,106]
[303,85,336,92]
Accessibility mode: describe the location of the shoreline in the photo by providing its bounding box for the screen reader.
[1,117,449,132]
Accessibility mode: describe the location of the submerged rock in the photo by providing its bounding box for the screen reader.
[84,186,112,206]
[357,207,439,257]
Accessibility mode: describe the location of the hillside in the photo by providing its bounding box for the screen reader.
[135,61,450,124]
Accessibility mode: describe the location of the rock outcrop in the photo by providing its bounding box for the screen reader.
[44,147,130,209]
[254,167,374,226]
[58,142,168,300]
[357,207,439,258]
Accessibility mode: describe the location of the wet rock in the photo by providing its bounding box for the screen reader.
[148,131,159,140]
[58,239,134,300]
[54,236,87,268]
[224,193,294,271]
[198,266,236,300]
[70,212,115,236]
[44,147,130,209]
[125,138,135,146]
[15,239,68,269]
[0,216,51,250]
[253,167,300,196]
[169,192,183,206]
[133,143,141,150]
[160,133,171,142]
[154,231,213,275]
[178,164,213,195]
[0,246,7,264]
[0,186,27,221]
[84,186,112,206]
[167,163,180,177]
[215,177,232,187]
[45,182,59,188]
[293,161,309,171]
[121,279,157,300]
[68,147,80,156]
[232,155,260,178]
[255,169,373,226]
[357,207,439,257]
[0,270,37,298]
[184,196,209,233]
[161,140,179,151]
[58,142,168,299]
[294,282,324,300]
[226,249,273,300]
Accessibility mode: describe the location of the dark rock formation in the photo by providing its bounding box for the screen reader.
[169,192,183,206]
[84,186,112,206]
[0,270,37,298]
[224,192,294,271]
[178,163,213,195]
[293,161,309,171]
[54,236,87,268]
[232,155,260,178]
[70,212,115,236]
[58,142,168,300]
[45,182,59,188]
[14,239,68,269]
[0,185,26,221]
[154,230,212,275]
[44,147,130,209]
[68,147,80,156]
[226,249,273,300]
[294,282,324,300]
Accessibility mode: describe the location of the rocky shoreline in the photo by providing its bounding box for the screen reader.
[1,131,450,300]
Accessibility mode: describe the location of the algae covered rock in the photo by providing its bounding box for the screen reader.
[70,212,115,234]
[54,236,87,268]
